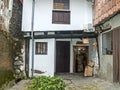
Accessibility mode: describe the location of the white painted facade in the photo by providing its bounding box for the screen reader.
[22,0,93,32]
[22,0,96,77]
[29,39,55,76]
[29,38,97,77]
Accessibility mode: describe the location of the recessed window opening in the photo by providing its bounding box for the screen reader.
[35,42,48,55]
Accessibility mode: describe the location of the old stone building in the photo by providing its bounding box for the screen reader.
[94,0,120,83]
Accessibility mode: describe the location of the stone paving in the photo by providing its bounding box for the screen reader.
[5,80,31,90]
[6,73,120,90]
[58,73,120,90]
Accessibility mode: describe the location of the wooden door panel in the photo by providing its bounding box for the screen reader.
[113,28,120,83]
[119,29,120,83]
[56,41,70,73]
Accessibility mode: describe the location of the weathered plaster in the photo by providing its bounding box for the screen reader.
[97,14,120,82]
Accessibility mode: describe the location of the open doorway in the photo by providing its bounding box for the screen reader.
[73,46,89,73]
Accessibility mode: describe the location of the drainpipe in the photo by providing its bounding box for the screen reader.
[96,36,100,70]
[31,0,35,77]
[95,26,102,70]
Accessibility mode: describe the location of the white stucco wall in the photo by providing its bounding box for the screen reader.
[29,39,55,77]
[29,38,96,77]
[22,0,93,31]
[100,55,113,82]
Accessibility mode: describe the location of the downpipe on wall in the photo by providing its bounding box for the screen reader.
[31,0,35,77]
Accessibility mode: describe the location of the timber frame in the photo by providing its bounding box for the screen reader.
[23,30,98,39]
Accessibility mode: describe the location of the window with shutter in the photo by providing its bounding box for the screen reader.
[52,0,70,24]
[52,11,70,24]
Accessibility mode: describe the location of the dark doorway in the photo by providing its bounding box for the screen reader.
[73,46,88,73]
[113,28,120,83]
[56,41,70,73]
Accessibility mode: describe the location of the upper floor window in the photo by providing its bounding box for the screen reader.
[52,11,70,24]
[53,0,69,10]
[52,0,70,24]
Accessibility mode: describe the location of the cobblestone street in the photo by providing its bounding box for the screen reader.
[6,73,120,90]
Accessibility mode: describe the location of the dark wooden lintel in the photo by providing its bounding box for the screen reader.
[24,30,98,39]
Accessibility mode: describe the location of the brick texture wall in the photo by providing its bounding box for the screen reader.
[94,0,120,26]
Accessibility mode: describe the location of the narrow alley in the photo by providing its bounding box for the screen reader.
[1,0,120,89]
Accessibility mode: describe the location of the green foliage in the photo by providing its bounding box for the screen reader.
[0,70,14,88]
[28,76,66,90]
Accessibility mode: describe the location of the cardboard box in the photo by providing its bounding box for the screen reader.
[84,66,93,77]
[87,60,94,67]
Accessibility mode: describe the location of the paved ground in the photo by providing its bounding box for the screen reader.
[6,73,120,90]
[5,80,31,90]
[58,73,120,90]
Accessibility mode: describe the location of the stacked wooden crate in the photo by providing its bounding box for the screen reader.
[84,60,94,76]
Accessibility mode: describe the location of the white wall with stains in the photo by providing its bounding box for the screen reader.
[22,0,93,32]
[29,38,55,77]
[29,38,97,77]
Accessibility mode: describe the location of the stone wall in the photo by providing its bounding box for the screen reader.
[0,1,24,89]
[0,0,24,79]
[9,0,23,39]
[0,30,13,71]
[9,0,24,79]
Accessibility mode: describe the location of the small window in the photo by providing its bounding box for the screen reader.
[35,42,48,55]
[102,31,113,55]
[53,0,69,10]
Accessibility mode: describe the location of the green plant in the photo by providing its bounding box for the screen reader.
[28,76,66,90]
[0,69,14,88]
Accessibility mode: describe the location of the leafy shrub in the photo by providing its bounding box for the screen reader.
[28,76,66,90]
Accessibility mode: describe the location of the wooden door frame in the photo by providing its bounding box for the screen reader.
[73,45,89,73]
